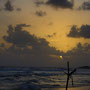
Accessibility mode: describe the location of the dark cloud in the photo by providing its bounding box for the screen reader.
[67,25,90,38]
[63,43,90,67]
[3,24,60,56]
[3,24,32,47]
[35,1,44,7]
[0,24,63,67]
[0,0,21,12]
[35,11,47,17]
[78,1,90,10]
[4,0,14,11]
[47,33,56,38]
[46,0,74,9]
[16,8,22,11]
[1,24,90,67]
[0,42,90,67]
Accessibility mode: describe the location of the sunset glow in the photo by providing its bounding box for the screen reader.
[0,0,90,89]
[0,0,90,67]
[59,56,63,60]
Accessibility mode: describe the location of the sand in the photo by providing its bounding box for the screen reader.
[42,86,90,90]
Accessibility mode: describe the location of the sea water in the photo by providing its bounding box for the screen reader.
[0,67,90,90]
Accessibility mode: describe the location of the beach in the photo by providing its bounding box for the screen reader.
[42,86,90,90]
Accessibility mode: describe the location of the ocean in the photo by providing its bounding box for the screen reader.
[0,67,90,90]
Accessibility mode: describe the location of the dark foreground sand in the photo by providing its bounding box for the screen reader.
[42,86,90,90]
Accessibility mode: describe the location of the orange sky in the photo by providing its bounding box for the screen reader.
[0,0,90,52]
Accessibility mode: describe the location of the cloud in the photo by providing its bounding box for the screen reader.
[16,8,22,11]
[4,0,14,11]
[67,25,90,38]
[46,0,74,9]
[1,24,90,67]
[0,24,63,67]
[0,0,21,12]
[63,43,90,67]
[35,1,44,7]
[3,24,60,56]
[78,1,90,10]
[35,10,47,17]
[3,24,32,47]
[46,33,56,38]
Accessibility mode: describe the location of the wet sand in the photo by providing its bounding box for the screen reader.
[42,86,90,90]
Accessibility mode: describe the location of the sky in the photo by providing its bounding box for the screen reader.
[0,0,90,67]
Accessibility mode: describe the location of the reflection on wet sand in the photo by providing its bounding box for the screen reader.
[42,86,90,90]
